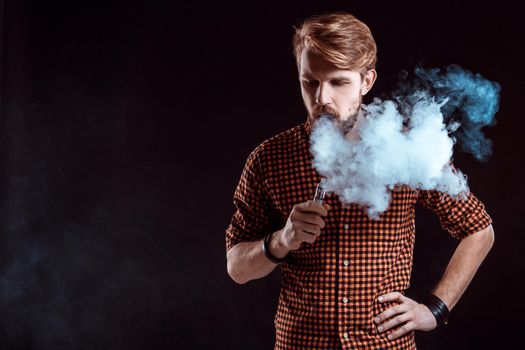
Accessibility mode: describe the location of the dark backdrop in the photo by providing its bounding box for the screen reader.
[0,1,522,349]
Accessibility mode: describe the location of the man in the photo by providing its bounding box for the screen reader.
[226,11,494,350]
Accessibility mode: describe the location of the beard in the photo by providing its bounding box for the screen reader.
[310,97,362,134]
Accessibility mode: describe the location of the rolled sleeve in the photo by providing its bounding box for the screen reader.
[226,149,277,252]
[417,189,493,240]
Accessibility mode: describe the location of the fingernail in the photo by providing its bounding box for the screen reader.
[378,296,383,302]
[387,335,392,340]
[375,317,380,323]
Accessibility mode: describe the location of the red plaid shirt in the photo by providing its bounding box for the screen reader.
[226,119,492,350]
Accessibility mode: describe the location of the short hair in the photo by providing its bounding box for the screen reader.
[292,12,378,75]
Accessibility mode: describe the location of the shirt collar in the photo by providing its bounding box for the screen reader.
[304,118,312,136]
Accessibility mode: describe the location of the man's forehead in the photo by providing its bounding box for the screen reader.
[300,68,361,81]
[299,50,360,79]
[300,71,357,80]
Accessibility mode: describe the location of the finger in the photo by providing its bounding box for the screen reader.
[375,304,409,324]
[300,222,321,236]
[387,322,415,340]
[377,313,410,333]
[297,200,328,216]
[300,231,318,244]
[300,213,326,228]
[378,291,407,304]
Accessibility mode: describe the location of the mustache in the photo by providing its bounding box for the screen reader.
[311,107,359,135]
[312,105,339,119]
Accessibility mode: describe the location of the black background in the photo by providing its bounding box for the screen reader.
[0,1,523,349]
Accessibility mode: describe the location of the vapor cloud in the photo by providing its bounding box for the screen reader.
[310,65,500,219]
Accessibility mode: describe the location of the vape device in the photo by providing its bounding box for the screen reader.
[313,178,327,204]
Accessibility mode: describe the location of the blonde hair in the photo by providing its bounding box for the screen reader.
[292,12,377,75]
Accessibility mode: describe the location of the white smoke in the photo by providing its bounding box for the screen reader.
[310,95,469,220]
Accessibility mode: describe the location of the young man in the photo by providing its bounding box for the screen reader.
[226,11,494,350]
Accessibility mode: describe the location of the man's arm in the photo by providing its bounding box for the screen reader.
[430,224,495,309]
[227,200,329,285]
[227,229,289,285]
[374,224,495,339]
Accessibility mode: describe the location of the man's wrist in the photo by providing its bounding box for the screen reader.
[267,230,289,259]
[262,231,287,264]
[424,294,450,326]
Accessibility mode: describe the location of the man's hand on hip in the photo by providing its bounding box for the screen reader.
[374,291,437,340]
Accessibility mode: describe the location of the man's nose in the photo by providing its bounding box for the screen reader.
[315,83,332,106]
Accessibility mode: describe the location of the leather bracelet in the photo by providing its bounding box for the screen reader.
[262,232,287,265]
[424,294,450,326]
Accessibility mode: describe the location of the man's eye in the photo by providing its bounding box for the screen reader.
[332,81,349,86]
[304,80,318,86]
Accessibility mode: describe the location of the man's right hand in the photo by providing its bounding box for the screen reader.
[277,200,330,252]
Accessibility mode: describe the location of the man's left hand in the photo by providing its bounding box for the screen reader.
[374,291,437,340]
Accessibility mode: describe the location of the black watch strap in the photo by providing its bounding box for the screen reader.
[424,294,450,326]
[262,232,287,265]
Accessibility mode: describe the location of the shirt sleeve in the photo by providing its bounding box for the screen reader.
[225,149,279,252]
[416,188,493,240]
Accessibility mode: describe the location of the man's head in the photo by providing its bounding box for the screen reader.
[293,12,378,133]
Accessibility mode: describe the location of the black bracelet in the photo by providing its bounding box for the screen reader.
[424,294,450,326]
[262,232,287,265]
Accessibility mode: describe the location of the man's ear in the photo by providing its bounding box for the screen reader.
[361,69,377,96]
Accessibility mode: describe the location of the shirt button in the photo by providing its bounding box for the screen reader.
[343,260,350,266]
[343,332,349,339]
[343,297,349,303]
[344,224,349,230]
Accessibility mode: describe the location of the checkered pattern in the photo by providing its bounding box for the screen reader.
[226,119,492,350]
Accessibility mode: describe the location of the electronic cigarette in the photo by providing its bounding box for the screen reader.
[313,178,327,204]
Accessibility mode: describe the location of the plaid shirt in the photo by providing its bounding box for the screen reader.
[226,119,492,350]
